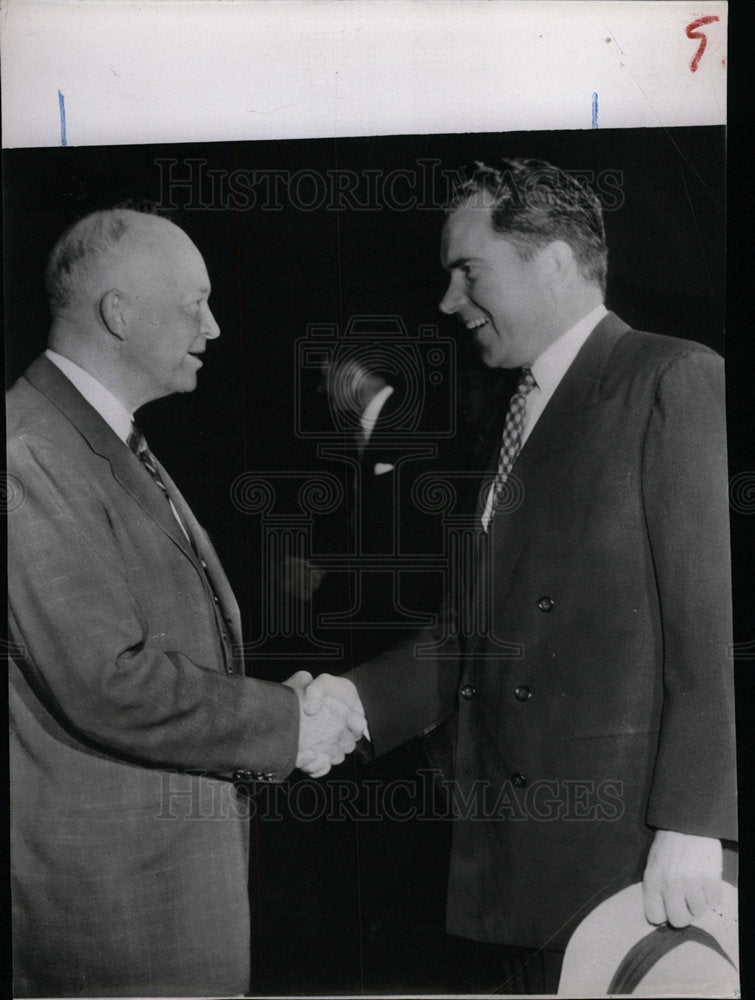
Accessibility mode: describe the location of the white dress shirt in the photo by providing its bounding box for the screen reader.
[45,349,133,442]
[481,303,608,530]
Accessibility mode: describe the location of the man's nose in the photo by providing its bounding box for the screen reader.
[439,275,466,315]
[202,304,221,340]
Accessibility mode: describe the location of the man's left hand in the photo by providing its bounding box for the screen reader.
[643,829,723,926]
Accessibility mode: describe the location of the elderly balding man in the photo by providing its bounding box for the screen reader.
[7,209,365,997]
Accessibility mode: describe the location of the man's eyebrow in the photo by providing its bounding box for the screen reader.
[444,255,476,271]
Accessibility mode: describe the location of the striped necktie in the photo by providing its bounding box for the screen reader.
[127,424,196,547]
[127,427,232,655]
[127,425,170,500]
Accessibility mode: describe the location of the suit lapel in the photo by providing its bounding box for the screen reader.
[154,458,243,648]
[485,312,631,590]
[25,356,205,567]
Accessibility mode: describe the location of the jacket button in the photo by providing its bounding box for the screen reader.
[514,685,531,701]
[232,769,254,782]
[511,772,527,788]
[461,685,476,700]
[537,596,554,612]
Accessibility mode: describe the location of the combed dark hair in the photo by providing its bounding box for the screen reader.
[446,158,608,293]
[44,203,166,313]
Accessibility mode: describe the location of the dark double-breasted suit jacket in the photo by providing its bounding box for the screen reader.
[8,356,299,997]
[350,312,737,950]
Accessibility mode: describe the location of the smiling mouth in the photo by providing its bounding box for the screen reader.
[464,316,489,332]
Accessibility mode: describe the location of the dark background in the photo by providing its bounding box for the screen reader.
[3,126,727,628]
[4,125,747,995]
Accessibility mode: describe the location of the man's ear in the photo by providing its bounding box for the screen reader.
[99,289,127,340]
[541,240,575,287]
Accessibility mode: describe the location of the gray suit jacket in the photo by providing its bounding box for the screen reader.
[8,355,298,996]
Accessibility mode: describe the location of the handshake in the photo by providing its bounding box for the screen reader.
[284,671,370,778]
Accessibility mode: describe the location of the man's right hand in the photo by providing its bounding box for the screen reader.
[303,673,371,745]
[284,671,368,778]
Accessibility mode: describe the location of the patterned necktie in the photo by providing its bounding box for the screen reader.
[128,424,200,552]
[128,428,231,651]
[127,425,170,500]
[490,367,537,519]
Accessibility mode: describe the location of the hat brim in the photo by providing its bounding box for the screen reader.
[557,882,738,997]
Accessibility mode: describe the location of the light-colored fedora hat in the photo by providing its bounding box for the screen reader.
[557,882,738,997]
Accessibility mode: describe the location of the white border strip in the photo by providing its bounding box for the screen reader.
[1,0,727,149]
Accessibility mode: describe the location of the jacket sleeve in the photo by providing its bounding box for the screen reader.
[8,433,299,780]
[348,608,461,758]
[641,350,737,841]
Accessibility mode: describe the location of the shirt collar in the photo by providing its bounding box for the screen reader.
[45,349,134,443]
[530,303,608,397]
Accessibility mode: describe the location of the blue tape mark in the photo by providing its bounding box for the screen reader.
[58,89,67,146]
[591,92,598,129]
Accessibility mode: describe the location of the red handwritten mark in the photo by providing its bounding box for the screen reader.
[686,16,720,73]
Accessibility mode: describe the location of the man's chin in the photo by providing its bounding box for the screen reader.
[175,374,199,394]
[477,343,509,369]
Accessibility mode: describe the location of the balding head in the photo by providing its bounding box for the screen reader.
[46,209,220,411]
[46,209,181,314]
